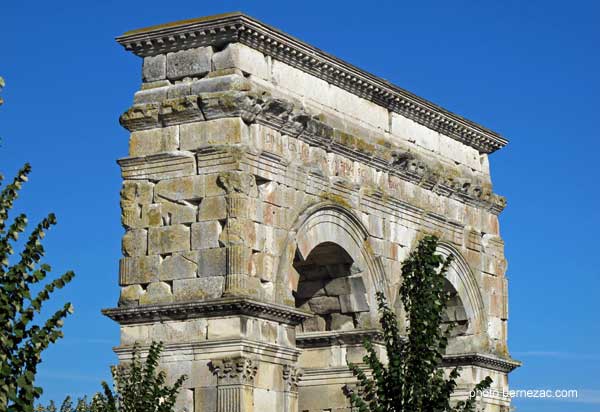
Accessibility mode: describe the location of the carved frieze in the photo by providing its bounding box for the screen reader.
[119,91,506,214]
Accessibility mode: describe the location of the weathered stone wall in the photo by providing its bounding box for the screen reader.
[104,12,518,412]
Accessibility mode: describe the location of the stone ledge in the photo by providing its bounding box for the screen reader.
[116,12,507,154]
[296,329,383,348]
[114,338,302,362]
[102,297,312,325]
[442,353,521,373]
[117,151,196,180]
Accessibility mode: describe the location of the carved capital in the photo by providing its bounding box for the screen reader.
[217,171,258,197]
[282,364,303,393]
[210,357,258,386]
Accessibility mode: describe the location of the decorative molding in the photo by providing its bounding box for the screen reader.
[116,12,508,154]
[102,297,312,325]
[296,329,384,348]
[282,364,303,393]
[117,151,196,181]
[119,91,506,214]
[443,353,521,373]
[210,356,258,385]
[114,338,301,363]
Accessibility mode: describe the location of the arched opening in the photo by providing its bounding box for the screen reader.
[293,242,368,332]
[442,278,469,337]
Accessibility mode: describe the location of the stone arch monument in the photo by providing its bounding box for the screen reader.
[103,12,519,412]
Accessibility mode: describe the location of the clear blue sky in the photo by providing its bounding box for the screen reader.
[1,1,598,411]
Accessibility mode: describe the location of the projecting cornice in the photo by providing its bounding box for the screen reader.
[443,353,521,373]
[102,297,312,325]
[116,12,508,154]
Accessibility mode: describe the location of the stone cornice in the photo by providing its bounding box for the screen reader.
[116,12,508,154]
[296,329,384,348]
[443,353,521,373]
[102,297,312,325]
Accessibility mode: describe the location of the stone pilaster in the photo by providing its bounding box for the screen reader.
[210,357,258,412]
[282,365,302,412]
[217,171,259,298]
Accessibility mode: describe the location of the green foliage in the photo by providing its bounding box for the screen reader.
[34,343,185,412]
[35,396,103,412]
[0,163,75,412]
[345,235,492,412]
[92,341,187,412]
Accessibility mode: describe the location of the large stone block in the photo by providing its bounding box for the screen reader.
[348,276,367,294]
[198,196,227,221]
[172,276,224,301]
[166,47,213,80]
[159,253,198,281]
[148,224,190,254]
[156,200,197,225]
[206,317,242,340]
[302,315,326,332]
[249,252,278,282]
[368,214,384,239]
[191,221,222,250]
[119,284,144,307]
[119,255,160,285]
[328,83,389,130]
[120,324,150,345]
[250,124,284,157]
[271,58,332,106]
[155,175,205,202]
[339,293,369,313]
[121,180,154,204]
[142,204,163,227]
[180,118,249,151]
[139,281,173,305]
[218,218,256,247]
[212,43,269,80]
[121,229,147,257]
[129,126,179,157]
[324,277,351,296]
[142,54,166,82]
[133,86,169,104]
[390,112,439,152]
[194,387,217,412]
[196,247,227,277]
[308,296,341,314]
[203,174,227,197]
[330,313,354,331]
[160,95,204,126]
[296,279,326,299]
[190,74,251,94]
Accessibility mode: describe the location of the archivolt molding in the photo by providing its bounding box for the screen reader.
[276,202,390,308]
[116,12,508,154]
[436,242,486,335]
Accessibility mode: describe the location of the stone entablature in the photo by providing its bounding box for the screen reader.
[107,12,517,412]
[116,12,507,154]
[119,90,506,214]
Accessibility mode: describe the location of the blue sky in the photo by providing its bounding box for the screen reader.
[1,1,599,411]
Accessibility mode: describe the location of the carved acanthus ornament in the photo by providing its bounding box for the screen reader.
[210,357,258,386]
[282,364,303,393]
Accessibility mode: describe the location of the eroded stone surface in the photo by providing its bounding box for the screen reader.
[112,13,514,412]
